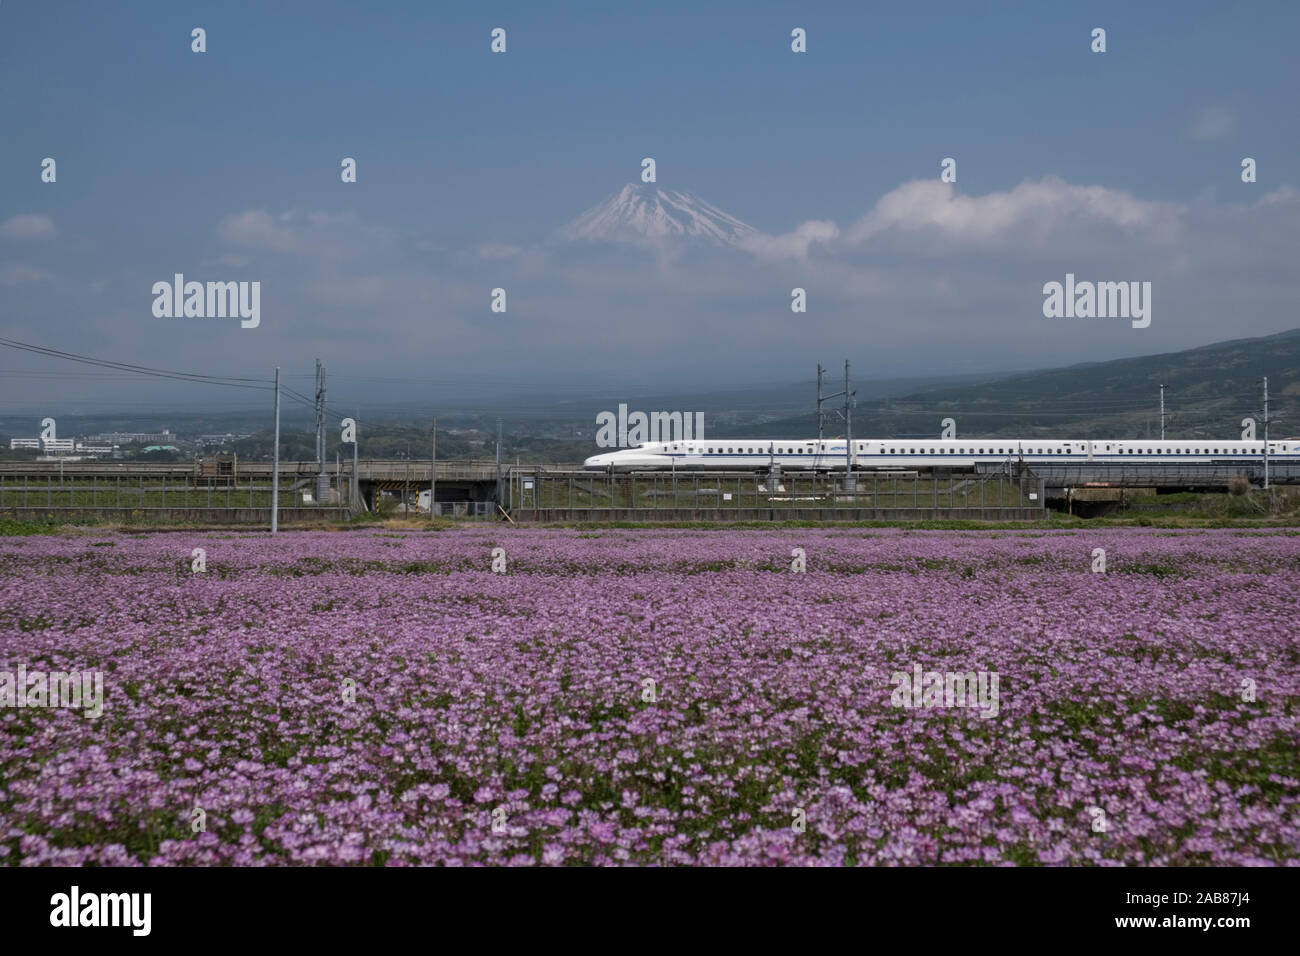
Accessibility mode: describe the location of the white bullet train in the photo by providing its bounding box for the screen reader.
[583,438,1300,471]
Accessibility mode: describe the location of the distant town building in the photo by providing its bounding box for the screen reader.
[89,429,175,445]
[9,438,41,450]
[41,439,76,455]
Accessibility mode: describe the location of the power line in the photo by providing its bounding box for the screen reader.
[0,337,272,390]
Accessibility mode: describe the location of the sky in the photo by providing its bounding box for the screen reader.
[1,0,1298,417]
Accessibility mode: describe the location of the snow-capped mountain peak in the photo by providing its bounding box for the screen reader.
[560,183,757,246]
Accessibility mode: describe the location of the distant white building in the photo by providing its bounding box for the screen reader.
[9,438,40,450]
[42,438,76,455]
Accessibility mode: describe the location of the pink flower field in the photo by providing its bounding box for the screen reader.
[1,527,1297,866]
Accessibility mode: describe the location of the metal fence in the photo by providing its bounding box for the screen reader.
[503,469,1045,519]
[985,461,1300,488]
[0,472,351,517]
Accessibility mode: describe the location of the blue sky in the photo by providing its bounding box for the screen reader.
[1,0,1297,412]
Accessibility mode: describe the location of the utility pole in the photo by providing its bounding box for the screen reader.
[314,359,328,503]
[1263,376,1270,491]
[1159,384,1166,441]
[271,366,281,534]
[817,361,855,486]
[816,363,825,442]
[496,418,503,510]
[844,359,856,491]
[430,417,437,521]
[353,408,360,511]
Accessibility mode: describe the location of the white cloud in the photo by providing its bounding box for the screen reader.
[1187,107,1236,142]
[0,214,57,240]
[739,220,840,261]
[1256,185,1299,207]
[845,178,1181,244]
[216,210,303,253]
[477,242,522,260]
[215,209,396,260]
[0,263,51,285]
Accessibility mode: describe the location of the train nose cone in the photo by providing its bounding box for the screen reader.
[584,453,611,470]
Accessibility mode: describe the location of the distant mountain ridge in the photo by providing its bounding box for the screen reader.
[732,329,1300,441]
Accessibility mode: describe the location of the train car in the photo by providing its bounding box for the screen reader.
[583,439,1300,472]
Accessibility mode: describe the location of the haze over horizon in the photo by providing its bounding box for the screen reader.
[2,1,1298,416]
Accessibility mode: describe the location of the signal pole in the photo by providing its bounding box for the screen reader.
[430,417,437,521]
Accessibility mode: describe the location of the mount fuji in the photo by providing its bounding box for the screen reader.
[560,183,757,246]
